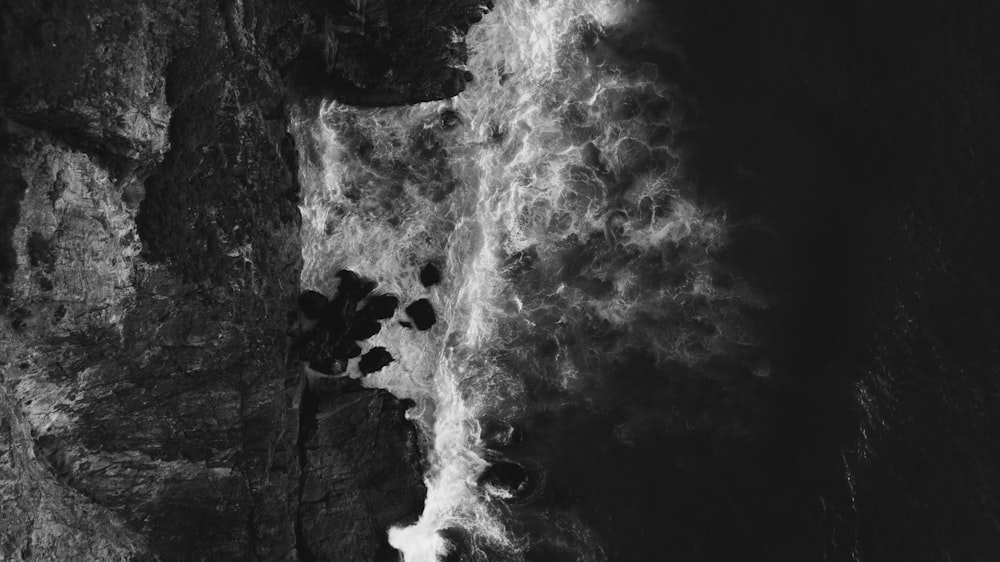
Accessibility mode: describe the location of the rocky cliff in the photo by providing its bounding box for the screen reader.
[0,0,482,559]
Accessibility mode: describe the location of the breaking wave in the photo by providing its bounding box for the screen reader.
[294,0,764,559]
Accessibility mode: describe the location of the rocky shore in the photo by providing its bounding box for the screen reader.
[0,0,483,559]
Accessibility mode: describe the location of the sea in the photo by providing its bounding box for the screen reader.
[293,0,1000,560]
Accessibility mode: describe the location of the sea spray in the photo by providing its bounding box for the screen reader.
[295,0,762,559]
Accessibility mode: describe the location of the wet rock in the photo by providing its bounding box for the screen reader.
[359,279,378,299]
[359,347,395,375]
[286,0,488,105]
[299,390,425,561]
[332,269,377,302]
[298,290,329,320]
[360,294,399,320]
[347,315,382,341]
[0,0,173,161]
[405,298,438,330]
[333,269,363,299]
[332,340,363,359]
[420,262,442,287]
[0,0,475,558]
[320,295,355,341]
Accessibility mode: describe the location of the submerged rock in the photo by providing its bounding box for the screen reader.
[477,460,532,500]
[405,298,437,330]
[439,527,474,562]
[440,109,462,130]
[479,417,524,449]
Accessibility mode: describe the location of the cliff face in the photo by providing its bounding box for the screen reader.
[0,0,479,560]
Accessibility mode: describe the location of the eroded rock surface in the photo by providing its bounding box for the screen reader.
[297,378,424,561]
[0,0,477,559]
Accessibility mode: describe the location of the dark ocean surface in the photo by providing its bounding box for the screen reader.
[297,1,1000,560]
[529,1,1000,560]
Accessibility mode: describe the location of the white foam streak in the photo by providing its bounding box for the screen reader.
[297,0,758,558]
[392,2,640,559]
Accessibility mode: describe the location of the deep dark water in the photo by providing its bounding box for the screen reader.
[497,1,1000,560]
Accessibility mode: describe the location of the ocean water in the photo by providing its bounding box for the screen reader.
[294,0,1000,560]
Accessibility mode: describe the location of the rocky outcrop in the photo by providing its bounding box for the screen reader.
[0,0,480,560]
[285,0,492,105]
[296,378,424,561]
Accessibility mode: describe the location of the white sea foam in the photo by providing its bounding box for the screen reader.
[295,0,761,558]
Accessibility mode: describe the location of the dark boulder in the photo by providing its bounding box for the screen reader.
[320,293,357,341]
[298,290,329,320]
[331,340,362,360]
[404,298,437,330]
[419,262,442,287]
[359,294,399,320]
[334,269,377,301]
[333,269,359,298]
[358,278,378,299]
[347,316,382,341]
[359,347,395,375]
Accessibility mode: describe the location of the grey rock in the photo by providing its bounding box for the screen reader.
[0,0,479,559]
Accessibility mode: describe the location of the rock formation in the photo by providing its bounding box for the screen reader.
[0,0,483,559]
[403,299,437,331]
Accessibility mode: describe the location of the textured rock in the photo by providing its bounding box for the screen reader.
[285,0,492,105]
[404,298,437,331]
[0,0,186,161]
[0,0,482,559]
[0,384,152,561]
[297,379,425,562]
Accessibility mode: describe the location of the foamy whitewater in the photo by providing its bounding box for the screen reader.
[293,0,761,559]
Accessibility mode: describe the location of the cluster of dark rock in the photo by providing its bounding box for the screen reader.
[292,266,441,378]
